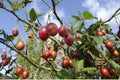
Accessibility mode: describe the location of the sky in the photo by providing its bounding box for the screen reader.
[0,0,120,74]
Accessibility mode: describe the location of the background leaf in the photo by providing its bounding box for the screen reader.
[83,11,95,20]
[29,8,37,21]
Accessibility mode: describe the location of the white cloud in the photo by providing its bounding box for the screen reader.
[82,0,120,32]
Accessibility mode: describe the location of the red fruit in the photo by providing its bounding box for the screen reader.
[15,66,23,76]
[22,69,29,79]
[38,26,49,41]
[28,33,33,38]
[64,34,74,46]
[16,41,25,50]
[106,66,115,76]
[47,23,58,36]
[62,58,69,68]
[100,67,111,78]
[105,41,113,49]
[12,28,19,36]
[117,31,120,39]
[68,59,74,68]
[75,33,80,39]
[71,51,80,59]
[58,25,68,37]
[101,29,106,35]
[1,52,6,60]
[2,59,9,66]
[41,50,50,59]
[50,50,56,60]
[112,50,119,57]
[96,31,104,36]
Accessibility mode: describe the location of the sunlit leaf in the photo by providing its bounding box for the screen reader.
[74,60,84,72]
[83,11,96,20]
[29,8,37,21]
[92,36,103,45]
[82,67,96,72]
[72,15,80,20]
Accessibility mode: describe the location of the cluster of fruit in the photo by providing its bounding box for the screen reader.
[62,58,74,68]
[15,66,29,79]
[1,52,11,67]
[38,23,74,46]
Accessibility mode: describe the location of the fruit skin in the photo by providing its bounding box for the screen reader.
[16,41,25,50]
[22,69,29,79]
[112,50,119,57]
[100,67,111,78]
[96,31,104,36]
[58,25,68,37]
[28,33,33,38]
[47,23,58,36]
[62,58,69,68]
[38,26,49,41]
[15,66,23,76]
[68,59,74,68]
[12,28,19,36]
[64,34,74,46]
[1,52,6,60]
[50,50,57,60]
[71,51,80,59]
[106,66,115,76]
[41,50,50,59]
[105,41,113,49]
[2,59,10,66]
[75,33,80,39]
[101,29,106,35]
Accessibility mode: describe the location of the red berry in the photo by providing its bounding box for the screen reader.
[2,59,10,66]
[112,50,119,57]
[38,26,49,41]
[47,23,58,36]
[68,59,74,68]
[15,66,23,76]
[50,50,57,60]
[105,41,113,49]
[64,34,74,46]
[1,52,6,60]
[58,26,68,37]
[100,67,111,78]
[22,69,29,79]
[96,31,104,36]
[75,33,80,39]
[12,27,19,36]
[62,58,69,68]
[41,50,50,59]
[16,41,25,50]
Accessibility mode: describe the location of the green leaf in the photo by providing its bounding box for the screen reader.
[29,8,37,21]
[56,70,72,79]
[74,60,84,72]
[37,13,44,17]
[7,0,14,8]
[7,35,14,41]
[74,20,84,32]
[92,36,103,45]
[71,15,80,21]
[110,60,120,76]
[82,67,96,72]
[83,11,95,20]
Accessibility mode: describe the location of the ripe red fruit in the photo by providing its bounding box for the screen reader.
[28,33,33,38]
[58,25,68,37]
[16,41,25,50]
[117,31,120,39]
[12,28,19,36]
[106,66,115,76]
[22,69,29,79]
[1,52,6,60]
[75,33,80,39]
[41,50,50,59]
[15,66,23,76]
[68,59,74,68]
[62,58,69,68]
[105,41,113,49]
[101,29,106,35]
[50,50,56,60]
[100,67,111,78]
[112,50,119,57]
[2,59,10,66]
[38,26,49,41]
[96,31,104,36]
[64,34,74,46]
[47,23,58,36]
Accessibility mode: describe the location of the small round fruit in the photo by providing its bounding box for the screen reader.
[12,28,19,36]
[58,25,68,37]
[106,66,115,76]
[105,41,113,49]
[100,67,111,78]
[75,33,80,39]
[2,59,9,66]
[41,50,50,59]
[101,29,106,35]
[38,26,49,41]
[28,33,33,38]
[16,41,25,50]
[68,59,74,68]
[15,66,23,76]
[47,23,58,36]
[96,31,104,36]
[1,52,6,60]
[112,50,119,57]
[50,50,57,60]
[62,58,69,68]
[64,34,74,46]
[22,69,29,79]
